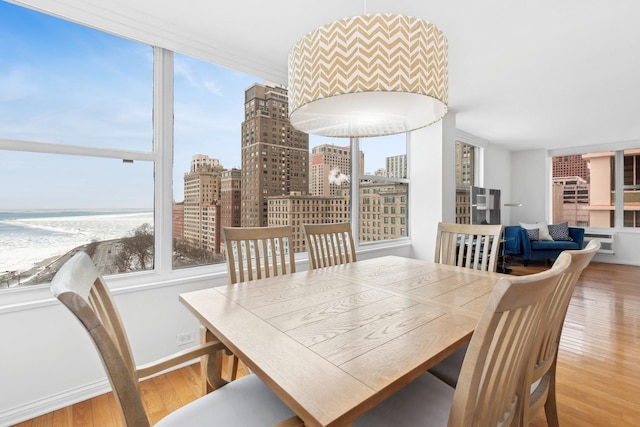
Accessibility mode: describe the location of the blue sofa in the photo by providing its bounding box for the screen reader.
[504,225,585,266]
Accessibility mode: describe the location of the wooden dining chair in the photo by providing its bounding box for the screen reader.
[521,239,600,426]
[223,226,295,284]
[434,222,504,272]
[222,225,295,379]
[354,250,571,426]
[303,222,356,270]
[428,240,600,426]
[51,251,295,427]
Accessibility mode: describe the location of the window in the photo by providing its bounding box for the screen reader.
[455,141,476,186]
[307,133,409,244]
[355,135,409,243]
[552,150,640,228]
[0,3,410,290]
[551,153,607,227]
[455,141,478,224]
[1,3,154,288]
[0,8,152,151]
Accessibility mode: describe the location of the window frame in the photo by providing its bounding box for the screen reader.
[456,131,487,184]
[350,136,411,245]
[550,143,640,231]
[1,46,412,299]
[0,0,416,300]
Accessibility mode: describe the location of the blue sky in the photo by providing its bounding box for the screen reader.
[0,2,402,210]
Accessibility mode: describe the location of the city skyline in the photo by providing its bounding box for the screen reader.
[0,2,405,210]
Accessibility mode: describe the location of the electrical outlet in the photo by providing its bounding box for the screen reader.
[176,331,195,346]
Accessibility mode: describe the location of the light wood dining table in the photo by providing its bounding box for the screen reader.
[179,255,505,427]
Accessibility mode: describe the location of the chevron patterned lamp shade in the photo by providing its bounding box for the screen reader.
[288,14,448,138]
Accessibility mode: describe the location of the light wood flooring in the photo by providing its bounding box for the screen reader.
[14,261,640,426]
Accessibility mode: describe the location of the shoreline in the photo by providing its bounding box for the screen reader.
[1,236,214,288]
[1,211,154,288]
[0,245,92,288]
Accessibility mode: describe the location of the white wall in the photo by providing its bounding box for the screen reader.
[0,274,225,426]
[407,116,513,260]
[442,115,458,223]
[483,143,513,225]
[509,149,548,225]
[593,232,640,265]
[407,113,448,260]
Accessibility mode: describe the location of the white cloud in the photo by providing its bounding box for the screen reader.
[174,55,225,97]
[204,80,224,96]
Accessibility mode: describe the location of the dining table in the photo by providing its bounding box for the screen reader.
[179,255,506,427]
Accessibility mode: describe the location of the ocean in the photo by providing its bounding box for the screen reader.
[0,210,154,273]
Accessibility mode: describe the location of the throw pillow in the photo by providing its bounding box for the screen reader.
[520,221,553,241]
[526,228,540,241]
[548,222,573,241]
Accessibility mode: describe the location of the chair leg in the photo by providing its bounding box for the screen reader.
[228,354,239,381]
[544,366,560,427]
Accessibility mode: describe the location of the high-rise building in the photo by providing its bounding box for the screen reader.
[241,82,309,227]
[553,155,590,183]
[268,182,410,249]
[201,203,222,254]
[172,201,184,240]
[456,188,471,224]
[309,144,363,197]
[385,154,407,179]
[551,155,592,227]
[190,154,222,173]
[268,192,351,252]
[552,177,589,226]
[455,141,475,185]
[183,155,224,253]
[221,168,242,228]
[359,182,408,242]
[455,142,476,224]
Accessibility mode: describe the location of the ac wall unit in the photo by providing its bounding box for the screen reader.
[584,231,615,254]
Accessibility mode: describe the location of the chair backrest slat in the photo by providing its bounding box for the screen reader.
[223,226,295,284]
[435,222,504,272]
[277,237,288,276]
[303,223,357,270]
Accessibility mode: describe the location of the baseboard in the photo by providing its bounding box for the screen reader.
[593,253,640,266]
[0,379,111,427]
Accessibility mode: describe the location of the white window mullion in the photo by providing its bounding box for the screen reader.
[153,47,174,273]
[350,137,360,246]
[405,132,410,237]
[614,150,625,228]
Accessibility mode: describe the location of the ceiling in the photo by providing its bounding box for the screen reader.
[12,0,640,152]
